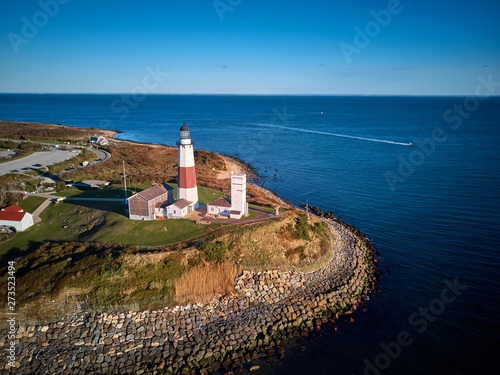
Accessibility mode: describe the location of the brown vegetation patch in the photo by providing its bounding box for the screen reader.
[174,261,239,304]
[207,211,332,270]
[123,251,173,268]
[0,121,116,142]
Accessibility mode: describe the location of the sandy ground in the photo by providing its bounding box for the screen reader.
[217,155,251,180]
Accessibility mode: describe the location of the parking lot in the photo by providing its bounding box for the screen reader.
[0,148,76,176]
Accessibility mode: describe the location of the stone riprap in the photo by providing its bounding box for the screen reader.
[0,219,377,374]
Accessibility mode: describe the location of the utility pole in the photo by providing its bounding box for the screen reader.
[123,161,127,204]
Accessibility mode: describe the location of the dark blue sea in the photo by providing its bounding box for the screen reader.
[1,94,499,374]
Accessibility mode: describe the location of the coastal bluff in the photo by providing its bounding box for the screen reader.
[1,219,377,374]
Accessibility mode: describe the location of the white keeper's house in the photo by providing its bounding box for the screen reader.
[0,204,34,232]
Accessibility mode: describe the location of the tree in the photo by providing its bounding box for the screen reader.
[56,181,66,191]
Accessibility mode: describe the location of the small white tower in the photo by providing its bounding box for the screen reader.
[176,124,199,208]
[230,172,247,218]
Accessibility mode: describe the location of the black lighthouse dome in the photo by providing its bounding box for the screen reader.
[180,123,190,139]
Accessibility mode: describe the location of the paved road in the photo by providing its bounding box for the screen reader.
[32,198,51,224]
[0,140,111,177]
[0,150,16,158]
[0,148,75,176]
[62,197,124,202]
[88,148,111,165]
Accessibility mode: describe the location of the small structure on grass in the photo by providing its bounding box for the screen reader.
[206,173,248,219]
[206,197,231,217]
[89,135,109,146]
[165,198,194,219]
[79,180,110,188]
[0,204,34,232]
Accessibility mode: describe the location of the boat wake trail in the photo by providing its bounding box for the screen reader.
[248,123,412,146]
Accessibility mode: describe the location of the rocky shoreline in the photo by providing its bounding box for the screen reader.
[0,217,378,374]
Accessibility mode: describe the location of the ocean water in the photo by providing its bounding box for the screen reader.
[1,94,499,374]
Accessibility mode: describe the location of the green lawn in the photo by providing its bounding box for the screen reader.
[55,183,226,203]
[197,185,226,203]
[249,203,275,212]
[241,210,259,220]
[18,196,47,213]
[56,187,130,199]
[0,200,221,261]
[1,183,272,261]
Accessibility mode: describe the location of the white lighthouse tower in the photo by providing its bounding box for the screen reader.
[176,124,199,209]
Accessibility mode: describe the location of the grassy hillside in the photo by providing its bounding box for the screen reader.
[17,196,47,213]
[0,182,275,261]
[0,211,331,320]
[62,142,225,184]
[0,199,222,261]
[212,211,331,269]
[0,121,115,143]
[0,121,300,320]
[0,139,46,163]
[1,121,283,208]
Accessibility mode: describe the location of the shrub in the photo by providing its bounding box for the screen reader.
[286,245,306,258]
[199,241,228,262]
[312,221,327,235]
[294,214,311,240]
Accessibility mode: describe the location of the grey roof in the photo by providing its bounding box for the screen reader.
[208,197,231,208]
[136,183,172,201]
[180,124,190,131]
[155,201,170,209]
[172,198,192,209]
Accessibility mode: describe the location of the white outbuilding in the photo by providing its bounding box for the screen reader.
[206,197,232,217]
[165,199,195,219]
[0,204,34,232]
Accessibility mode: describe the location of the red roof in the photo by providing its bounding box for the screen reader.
[0,204,26,221]
[207,198,231,208]
[2,204,23,212]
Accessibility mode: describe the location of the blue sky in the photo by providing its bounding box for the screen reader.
[0,0,499,95]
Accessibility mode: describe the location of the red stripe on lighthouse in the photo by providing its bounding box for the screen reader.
[178,166,197,189]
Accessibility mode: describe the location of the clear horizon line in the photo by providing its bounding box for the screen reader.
[1,92,499,97]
